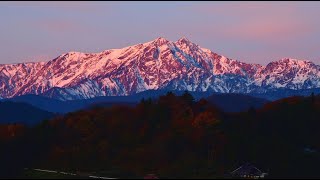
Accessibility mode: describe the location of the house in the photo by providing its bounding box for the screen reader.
[230,163,268,179]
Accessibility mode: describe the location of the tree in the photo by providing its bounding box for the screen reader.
[194,98,209,114]
[140,97,146,104]
[192,111,221,172]
[311,92,315,104]
[146,97,153,105]
[247,106,256,129]
[248,106,256,116]
[181,91,195,105]
[158,91,176,106]
[192,111,220,130]
[166,91,175,97]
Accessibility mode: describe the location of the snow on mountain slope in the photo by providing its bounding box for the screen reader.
[253,58,320,90]
[0,37,319,100]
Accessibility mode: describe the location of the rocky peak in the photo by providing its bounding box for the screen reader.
[177,36,191,44]
[151,37,170,46]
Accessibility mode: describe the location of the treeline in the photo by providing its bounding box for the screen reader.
[1,92,320,178]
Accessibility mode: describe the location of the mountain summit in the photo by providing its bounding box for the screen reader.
[0,37,319,100]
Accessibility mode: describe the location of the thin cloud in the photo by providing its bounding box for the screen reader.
[36,19,79,32]
[186,2,319,42]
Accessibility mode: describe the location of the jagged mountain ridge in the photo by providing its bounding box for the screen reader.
[0,37,319,100]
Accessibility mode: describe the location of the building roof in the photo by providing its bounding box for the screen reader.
[231,163,264,176]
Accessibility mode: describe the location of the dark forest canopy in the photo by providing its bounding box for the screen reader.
[1,92,320,178]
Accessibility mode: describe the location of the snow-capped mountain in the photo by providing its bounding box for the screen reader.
[1,37,319,100]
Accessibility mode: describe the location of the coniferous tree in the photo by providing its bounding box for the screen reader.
[311,92,315,104]
[182,90,195,105]
[140,97,145,104]
[166,91,175,97]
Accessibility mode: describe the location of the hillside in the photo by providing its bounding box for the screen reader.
[0,101,56,125]
[206,93,269,112]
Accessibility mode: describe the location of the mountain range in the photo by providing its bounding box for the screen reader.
[1,37,319,101]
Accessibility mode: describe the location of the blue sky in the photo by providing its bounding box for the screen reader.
[1,1,320,65]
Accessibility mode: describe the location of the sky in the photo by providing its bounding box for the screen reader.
[1,1,320,65]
